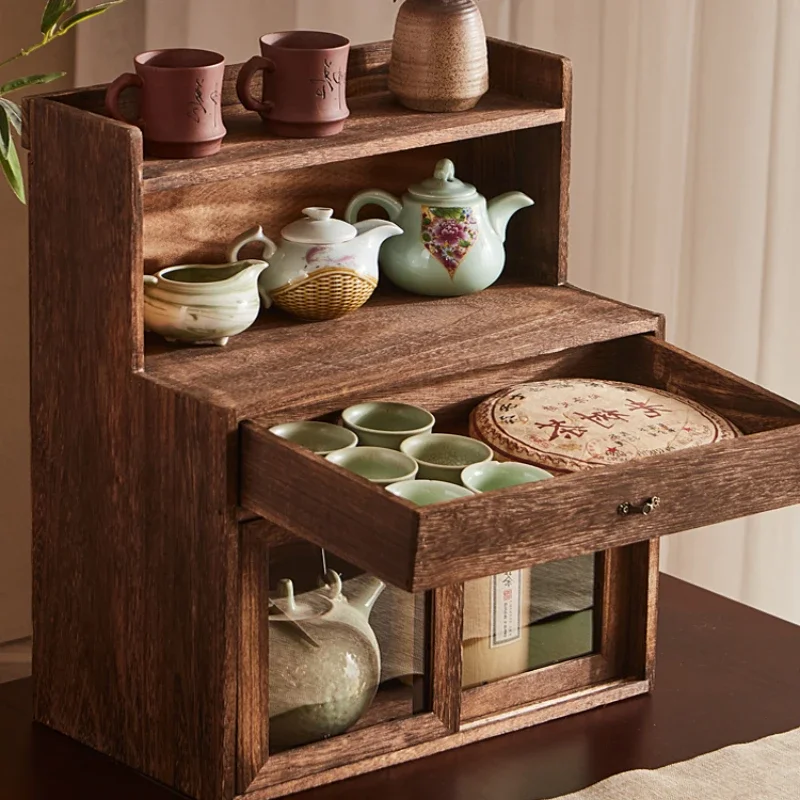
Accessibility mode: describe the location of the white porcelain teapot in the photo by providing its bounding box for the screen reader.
[228,208,402,321]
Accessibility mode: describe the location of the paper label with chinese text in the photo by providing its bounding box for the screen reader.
[490,570,522,647]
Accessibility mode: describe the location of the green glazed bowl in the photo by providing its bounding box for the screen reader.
[341,401,435,449]
[386,480,475,506]
[326,446,419,486]
[461,461,553,493]
[269,421,358,456]
[400,433,493,483]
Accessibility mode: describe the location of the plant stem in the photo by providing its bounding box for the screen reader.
[0,38,52,71]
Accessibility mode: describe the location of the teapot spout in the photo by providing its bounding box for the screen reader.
[488,192,534,242]
[354,218,404,248]
[348,577,386,621]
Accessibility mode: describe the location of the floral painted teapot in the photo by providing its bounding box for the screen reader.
[345,159,533,297]
[228,208,402,321]
[268,570,385,751]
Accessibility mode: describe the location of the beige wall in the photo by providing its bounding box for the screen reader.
[0,9,73,642]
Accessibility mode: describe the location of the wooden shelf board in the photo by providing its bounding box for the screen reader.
[141,91,565,194]
[143,281,661,419]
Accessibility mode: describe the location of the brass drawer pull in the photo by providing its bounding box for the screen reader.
[618,496,661,517]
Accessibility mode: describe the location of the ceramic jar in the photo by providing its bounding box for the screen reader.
[228,208,402,320]
[389,0,489,112]
[269,571,385,751]
[142,260,268,346]
[345,159,533,297]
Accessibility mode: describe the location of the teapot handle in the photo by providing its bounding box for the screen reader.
[227,225,278,263]
[345,190,403,224]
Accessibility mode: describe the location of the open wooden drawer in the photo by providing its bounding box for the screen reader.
[240,333,800,592]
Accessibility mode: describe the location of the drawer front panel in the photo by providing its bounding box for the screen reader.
[241,335,800,592]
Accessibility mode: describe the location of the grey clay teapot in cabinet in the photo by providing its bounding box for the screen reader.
[268,570,385,751]
[345,159,533,297]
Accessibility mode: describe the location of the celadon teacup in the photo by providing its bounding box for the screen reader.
[400,433,493,483]
[269,421,358,455]
[386,479,475,505]
[341,401,435,449]
[461,461,553,493]
[326,446,419,486]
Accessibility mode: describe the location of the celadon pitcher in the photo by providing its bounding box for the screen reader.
[345,159,533,297]
[143,259,268,346]
[268,570,385,751]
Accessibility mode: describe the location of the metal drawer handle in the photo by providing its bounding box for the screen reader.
[618,496,661,517]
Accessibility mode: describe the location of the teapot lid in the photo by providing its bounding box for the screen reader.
[408,159,478,203]
[281,207,357,244]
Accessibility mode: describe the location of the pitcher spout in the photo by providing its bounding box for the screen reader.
[228,259,270,290]
[488,191,534,242]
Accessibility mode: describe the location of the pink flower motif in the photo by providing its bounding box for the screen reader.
[431,219,467,246]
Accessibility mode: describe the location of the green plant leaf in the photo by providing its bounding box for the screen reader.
[41,0,76,35]
[0,72,66,96]
[0,107,10,160]
[0,99,22,134]
[0,138,25,203]
[58,1,126,33]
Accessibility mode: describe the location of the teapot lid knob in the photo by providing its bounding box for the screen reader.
[302,207,334,222]
[434,159,456,183]
[282,207,356,244]
[409,159,476,202]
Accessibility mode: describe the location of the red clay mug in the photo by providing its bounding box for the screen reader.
[106,49,227,159]
[237,31,350,138]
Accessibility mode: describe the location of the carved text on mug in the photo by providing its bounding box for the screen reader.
[310,59,345,110]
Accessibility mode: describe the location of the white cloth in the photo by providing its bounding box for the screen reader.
[554,727,800,800]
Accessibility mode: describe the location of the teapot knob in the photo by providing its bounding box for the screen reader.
[303,207,334,222]
[434,159,456,182]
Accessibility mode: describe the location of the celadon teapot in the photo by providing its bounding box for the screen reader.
[227,207,402,321]
[345,159,534,297]
[268,570,385,751]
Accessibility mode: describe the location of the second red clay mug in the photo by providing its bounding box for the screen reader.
[237,31,350,138]
[106,48,227,159]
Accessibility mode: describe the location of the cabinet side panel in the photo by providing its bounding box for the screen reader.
[487,41,572,285]
[28,98,239,800]
[28,100,145,764]
[139,379,240,800]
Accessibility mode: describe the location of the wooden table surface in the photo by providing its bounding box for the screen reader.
[1,575,799,800]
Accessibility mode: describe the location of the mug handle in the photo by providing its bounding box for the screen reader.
[228,225,278,263]
[237,56,276,115]
[105,73,144,127]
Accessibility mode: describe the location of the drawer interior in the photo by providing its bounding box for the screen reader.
[241,333,800,592]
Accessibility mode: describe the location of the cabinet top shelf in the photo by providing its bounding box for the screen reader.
[142,91,564,194]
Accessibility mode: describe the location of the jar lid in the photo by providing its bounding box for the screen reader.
[281,207,357,244]
[408,159,478,203]
[469,379,740,474]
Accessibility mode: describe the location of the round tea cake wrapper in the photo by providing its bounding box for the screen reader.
[469,379,740,474]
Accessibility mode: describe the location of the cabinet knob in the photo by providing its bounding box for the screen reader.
[618,496,661,517]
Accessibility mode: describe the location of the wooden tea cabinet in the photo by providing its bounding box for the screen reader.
[24,40,800,800]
